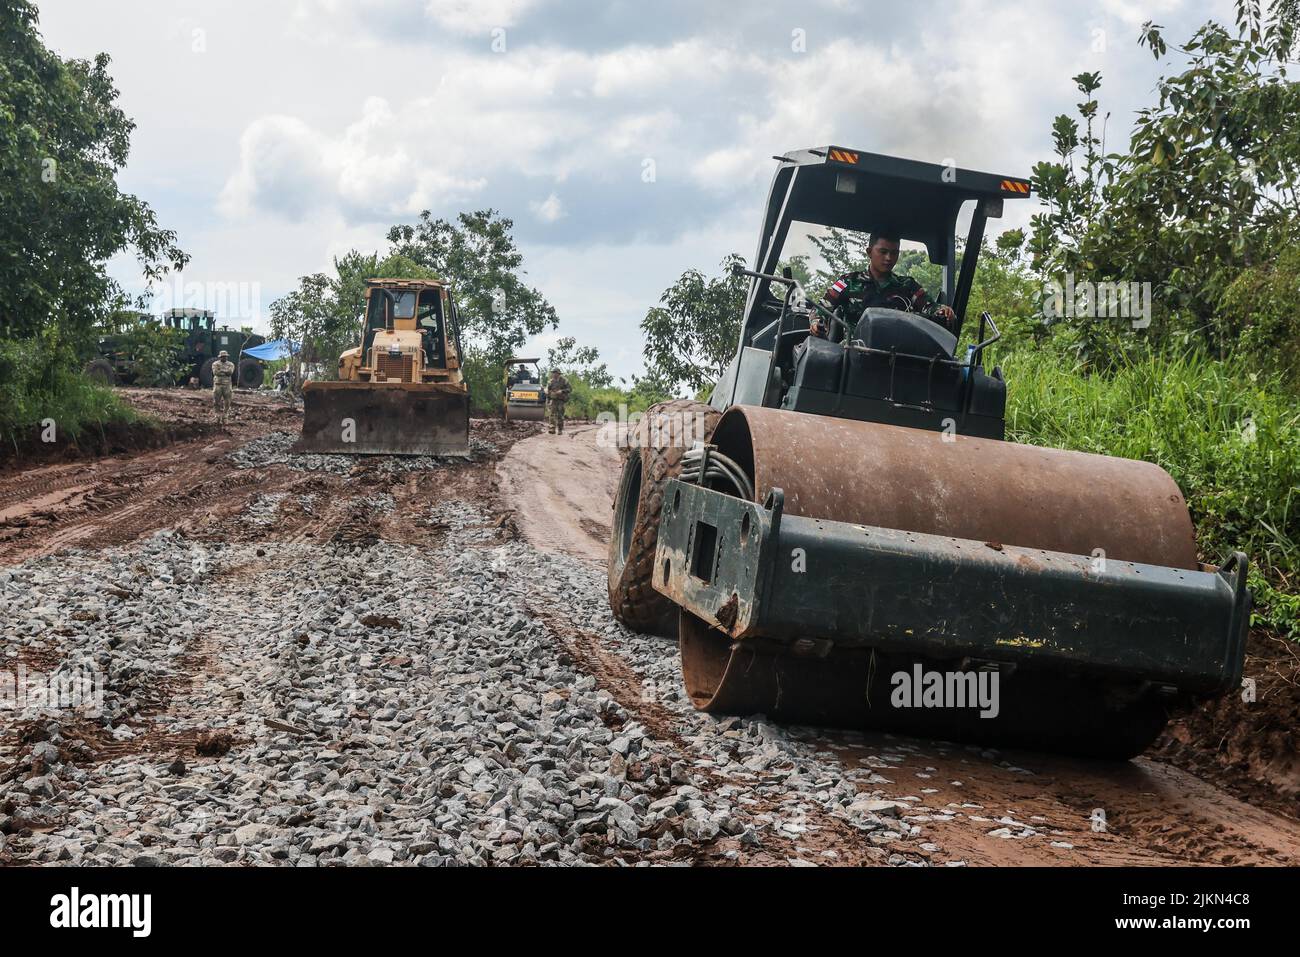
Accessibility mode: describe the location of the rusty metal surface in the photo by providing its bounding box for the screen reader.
[657,479,1248,693]
[672,406,1216,755]
[295,381,470,456]
[710,405,1198,569]
[505,404,546,422]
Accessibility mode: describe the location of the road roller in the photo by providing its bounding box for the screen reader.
[503,357,547,421]
[608,147,1250,758]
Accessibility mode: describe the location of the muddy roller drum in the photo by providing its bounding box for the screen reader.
[505,403,546,422]
[665,406,1249,758]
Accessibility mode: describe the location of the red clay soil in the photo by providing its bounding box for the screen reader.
[1156,630,1300,811]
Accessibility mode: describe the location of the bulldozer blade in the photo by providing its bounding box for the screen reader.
[295,382,470,457]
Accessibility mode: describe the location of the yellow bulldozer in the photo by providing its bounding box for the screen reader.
[294,278,470,456]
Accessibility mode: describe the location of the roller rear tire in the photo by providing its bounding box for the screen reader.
[607,399,719,636]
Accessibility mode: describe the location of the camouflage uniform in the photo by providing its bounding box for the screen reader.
[546,371,571,434]
[212,355,235,428]
[820,270,953,335]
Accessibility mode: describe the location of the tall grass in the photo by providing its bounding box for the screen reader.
[1002,349,1300,634]
[0,337,138,451]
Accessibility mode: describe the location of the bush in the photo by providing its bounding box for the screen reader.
[1001,349,1300,635]
[461,348,506,416]
[0,334,137,450]
[123,323,188,386]
[1220,246,1300,390]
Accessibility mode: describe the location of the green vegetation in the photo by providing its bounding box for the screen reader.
[640,254,747,395]
[1006,2,1300,635]
[544,336,676,420]
[272,211,561,415]
[637,2,1300,637]
[0,1,185,447]
[0,333,136,451]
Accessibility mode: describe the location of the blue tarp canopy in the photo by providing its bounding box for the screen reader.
[242,339,299,361]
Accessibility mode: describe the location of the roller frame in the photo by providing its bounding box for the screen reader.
[655,478,1250,697]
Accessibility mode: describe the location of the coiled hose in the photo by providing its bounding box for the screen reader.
[679,442,755,501]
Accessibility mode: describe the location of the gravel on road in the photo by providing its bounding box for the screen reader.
[0,501,909,866]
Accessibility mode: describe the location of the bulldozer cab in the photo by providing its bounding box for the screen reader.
[360,280,459,373]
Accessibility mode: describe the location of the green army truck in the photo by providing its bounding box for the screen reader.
[84,308,266,389]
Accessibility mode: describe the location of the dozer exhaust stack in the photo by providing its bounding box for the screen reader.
[295,382,470,457]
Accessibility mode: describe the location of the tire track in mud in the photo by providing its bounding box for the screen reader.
[810,730,1300,866]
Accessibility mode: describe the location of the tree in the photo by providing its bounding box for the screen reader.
[1029,1,1300,364]
[624,366,677,409]
[641,254,747,394]
[964,231,1046,350]
[544,335,613,388]
[386,209,558,362]
[0,0,187,341]
[124,320,187,386]
[269,272,340,370]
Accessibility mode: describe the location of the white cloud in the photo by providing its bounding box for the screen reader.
[530,191,565,222]
[424,0,541,34]
[219,97,488,223]
[32,0,1230,382]
[1100,0,1187,29]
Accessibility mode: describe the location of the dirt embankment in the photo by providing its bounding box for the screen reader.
[1157,630,1300,806]
[0,386,297,475]
[0,389,300,563]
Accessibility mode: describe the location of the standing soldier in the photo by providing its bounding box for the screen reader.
[212,350,236,430]
[546,368,571,435]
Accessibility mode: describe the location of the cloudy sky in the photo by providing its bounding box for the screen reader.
[36,0,1232,379]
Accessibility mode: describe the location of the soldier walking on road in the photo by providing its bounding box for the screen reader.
[546,368,571,435]
[212,350,235,429]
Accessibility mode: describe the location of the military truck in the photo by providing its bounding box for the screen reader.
[84,309,266,388]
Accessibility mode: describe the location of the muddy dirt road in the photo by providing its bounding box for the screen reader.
[495,422,621,564]
[1,390,1296,866]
